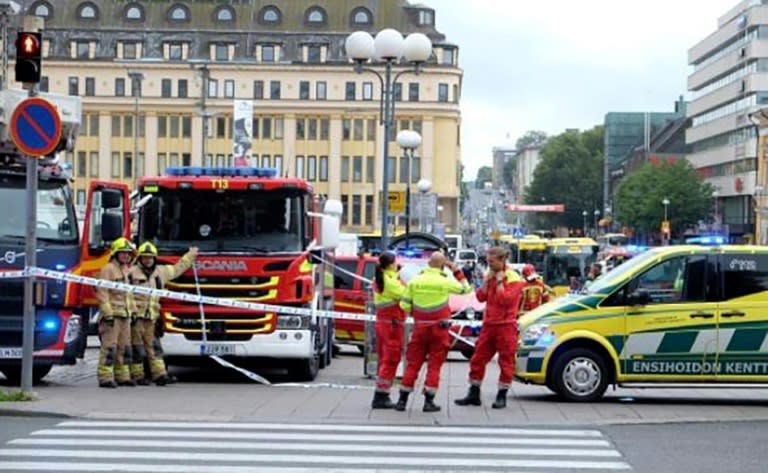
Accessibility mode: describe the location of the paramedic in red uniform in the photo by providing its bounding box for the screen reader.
[455,247,525,409]
[370,251,406,409]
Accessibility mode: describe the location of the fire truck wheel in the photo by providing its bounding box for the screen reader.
[1,364,53,385]
[290,355,319,382]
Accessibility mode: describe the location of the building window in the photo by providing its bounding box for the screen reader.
[316,81,327,100]
[320,119,329,140]
[353,119,364,141]
[171,116,182,138]
[365,195,373,226]
[307,45,321,63]
[76,41,89,59]
[274,117,283,139]
[305,7,327,25]
[409,83,420,102]
[387,157,396,183]
[308,119,318,140]
[110,152,120,177]
[253,80,264,99]
[341,156,350,182]
[39,76,49,92]
[411,157,421,182]
[161,79,172,98]
[307,155,317,181]
[319,156,328,181]
[77,2,98,20]
[214,6,234,22]
[418,9,434,26]
[157,153,167,174]
[345,82,356,101]
[224,79,235,98]
[208,79,218,98]
[296,155,305,179]
[352,196,361,225]
[32,2,52,19]
[362,82,373,101]
[261,45,275,62]
[124,152,133,178]
[168,4,189,22]
[270,80,281,99]
[89,152,99,178]
[399,157,410,184]
[299,81,310,100]
[262,117,272,139]
[124,3,143,21]
[367,119,376,141]
[393,83,402,101]
[259,6,281,24]
[123,42,137,59]
[157,116,167,137]
[366,156,374,183]
[83,77,95,96]
[168,43,183,60]
[341,195,349,225]
[178,79,188,98]
[124,115,133,137]
[77,151,87,177]
[443,48,455,65]
[68,77,78,96]
[342,119,351,140]
[182,116,191,137]
[453,84,459,103]
[353,156,363,182]
[274,155,283,173]
[214,44,228,61]
[89,114,99,136]
[260,155,270,168]
[296,119,305,140]
[438,83,449,102]
[350,7,372,26]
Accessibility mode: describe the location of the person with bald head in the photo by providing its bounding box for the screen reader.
[393,251,472,413]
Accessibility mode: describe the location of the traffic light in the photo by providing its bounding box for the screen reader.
[15,31,42,84]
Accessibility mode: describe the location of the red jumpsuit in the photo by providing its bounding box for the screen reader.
[373,269,406,393]
[400,267,472,394]
[468,268,525,389]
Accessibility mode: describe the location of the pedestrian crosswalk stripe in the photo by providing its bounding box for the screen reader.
[58,420,605,437]
[0,449,631,470]
[32,429,611,447]
[9,438,622,457]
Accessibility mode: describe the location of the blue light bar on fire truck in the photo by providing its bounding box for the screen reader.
[165,166,279,178]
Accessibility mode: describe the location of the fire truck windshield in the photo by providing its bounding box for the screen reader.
[0,175,78,243]
[139,188,306,253]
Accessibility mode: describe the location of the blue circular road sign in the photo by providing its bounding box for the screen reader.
[9,97,62,157]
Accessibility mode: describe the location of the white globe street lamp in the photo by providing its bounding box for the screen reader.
[397,130,422,246]
[345,29,432,249]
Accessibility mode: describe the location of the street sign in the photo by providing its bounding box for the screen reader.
[9,97,62,157]
[512,228,524,238]
[387,191,405,214]
[661,220,671,234]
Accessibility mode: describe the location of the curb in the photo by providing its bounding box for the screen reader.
[0,407,72,419]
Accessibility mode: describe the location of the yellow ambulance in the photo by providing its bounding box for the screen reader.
[516,245,768,401]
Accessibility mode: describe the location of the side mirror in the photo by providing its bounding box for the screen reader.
[320,215,340,250]
[101,213,123,242]
[627,288,651,307]
[101,188,124,209]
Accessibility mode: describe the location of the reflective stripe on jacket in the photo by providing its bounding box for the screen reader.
[373,268,406,321]
[400,267,471,321]
[476,267,525,325]
[97,260,134,319]
[129,251,196,320]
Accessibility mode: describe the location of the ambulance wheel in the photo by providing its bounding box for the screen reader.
[551,348,608,402]
[1,364,52,385]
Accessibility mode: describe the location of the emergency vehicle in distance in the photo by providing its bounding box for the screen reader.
[0,89,89,383]
[82,166,342,381]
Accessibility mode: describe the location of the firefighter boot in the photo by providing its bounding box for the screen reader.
[393,390,410,411]
[492,389,508,409]
[118,380,136,387]
[423,392,441,413]
[371,391,395,409]
[454,385,482,406]
[99,380,117,389]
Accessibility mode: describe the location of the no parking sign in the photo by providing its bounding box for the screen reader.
[9,97,62,157]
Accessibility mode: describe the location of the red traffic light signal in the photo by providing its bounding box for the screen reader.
[15,32,43,84]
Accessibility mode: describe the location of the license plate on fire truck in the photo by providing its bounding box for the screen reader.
[0,347,22,359]
[199,344,237,356]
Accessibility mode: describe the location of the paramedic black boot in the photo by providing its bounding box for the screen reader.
[423,392,441,413]
[371,391,395,409]
[393,390,410,411]
[454,385,482,406]
[492,389,508,409]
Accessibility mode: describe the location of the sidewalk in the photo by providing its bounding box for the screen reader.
[2,349,768,425]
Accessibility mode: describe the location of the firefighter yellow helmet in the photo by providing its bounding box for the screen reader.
[137,241,158,258]
[110,237,135,258]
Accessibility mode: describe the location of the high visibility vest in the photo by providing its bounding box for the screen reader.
[373,269,405,321]
[400,267,471,321]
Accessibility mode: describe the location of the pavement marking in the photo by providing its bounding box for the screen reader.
[0,449,632,470]
[0,463,540,473]
[31,429,612,447]
[9,438,622,457]
[58,420,605,437]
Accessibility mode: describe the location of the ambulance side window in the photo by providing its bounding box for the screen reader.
[722,254,768,300]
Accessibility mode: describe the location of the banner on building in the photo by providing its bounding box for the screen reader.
[233,100,253,167]
[506,204,565,213]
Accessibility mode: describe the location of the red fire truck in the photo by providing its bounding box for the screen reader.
[78,166,341,381]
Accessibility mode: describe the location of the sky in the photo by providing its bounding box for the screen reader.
[428,0,737,181]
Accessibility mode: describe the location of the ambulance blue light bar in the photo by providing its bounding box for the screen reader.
[685,236,725,245]
[165,167,278,178]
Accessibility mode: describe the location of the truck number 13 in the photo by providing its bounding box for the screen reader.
[211,179,229,190]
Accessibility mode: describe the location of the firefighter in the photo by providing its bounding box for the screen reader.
[520,264,553,313]
[96,237,137,388]
[128,242,198,386]
[370,251,406,409]
[455,246,525,409]
[394,252,472,413]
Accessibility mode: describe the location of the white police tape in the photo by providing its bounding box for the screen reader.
[0,270,28,279]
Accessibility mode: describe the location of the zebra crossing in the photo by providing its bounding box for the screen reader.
[0,420,632,472]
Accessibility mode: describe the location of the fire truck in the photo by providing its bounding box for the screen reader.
[90,166,341,381]
[0,89,91,383]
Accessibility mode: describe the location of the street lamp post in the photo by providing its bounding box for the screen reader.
[417,178,432,232]
[396,129,421,248]
[662,197,670,245]
[582,210,588,237]
[593,209,600,236]
[345,29,432,250]
[127,71,144,181]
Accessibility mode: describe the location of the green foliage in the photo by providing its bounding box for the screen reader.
[615,160,714,237]
[516,130,548,150]
[524,127,604,229]
[475,166,493,189]
[0,390,35,402]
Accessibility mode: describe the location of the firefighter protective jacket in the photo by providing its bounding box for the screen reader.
[400,267,472,321]
[129,250,196,320]
[97,260,135,319]
[373,268,406,321]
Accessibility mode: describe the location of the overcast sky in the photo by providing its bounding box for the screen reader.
[429,0,737,180]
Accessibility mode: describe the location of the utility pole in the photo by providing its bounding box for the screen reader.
[0,1,21,90]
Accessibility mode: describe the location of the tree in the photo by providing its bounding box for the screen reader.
[515,130,548,150]
[615,160,714,239]
[524,127,604,229]
[475,166,493,189]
